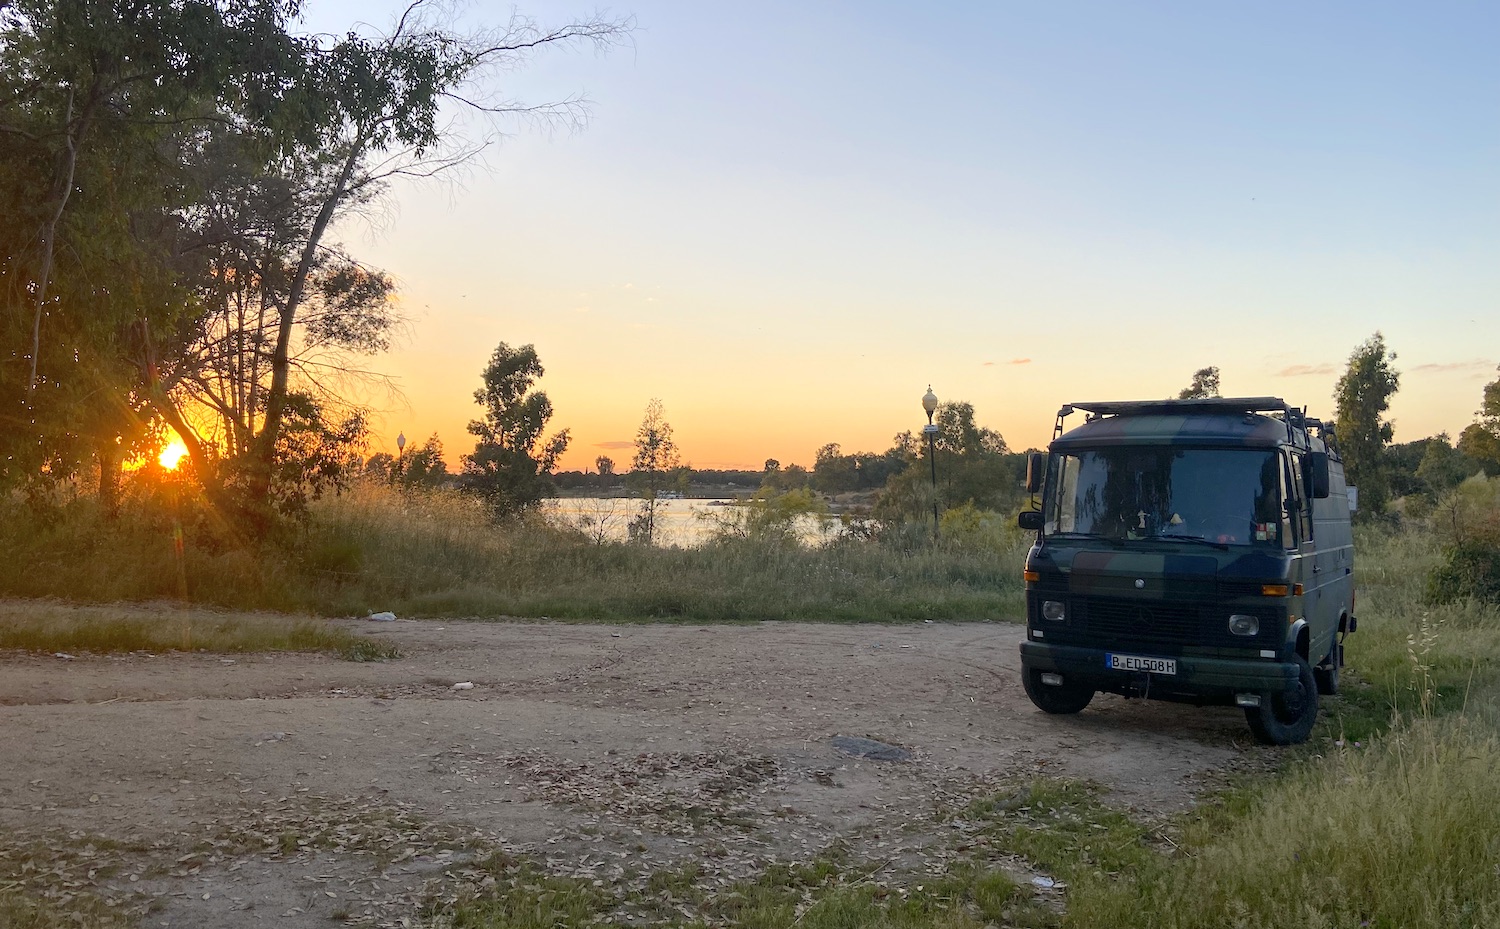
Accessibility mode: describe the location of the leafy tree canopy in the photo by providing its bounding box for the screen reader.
[1334,332,1400,517]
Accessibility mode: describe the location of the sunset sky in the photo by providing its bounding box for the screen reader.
[309,1,1498,472]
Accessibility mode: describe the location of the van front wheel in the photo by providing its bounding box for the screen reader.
[1245,656,1318,745]
[1023,669,1095,714]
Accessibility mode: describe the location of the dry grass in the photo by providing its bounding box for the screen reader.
[0,600,397,659]
[0,483,1028,622]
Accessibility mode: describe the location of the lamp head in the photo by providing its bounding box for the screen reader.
[922,387,938,422]
[396,432,407,453]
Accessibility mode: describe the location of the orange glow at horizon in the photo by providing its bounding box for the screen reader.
[159,440,189,470]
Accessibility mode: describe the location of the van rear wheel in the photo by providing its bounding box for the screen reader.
[1023,669,1095,714]
[1245,655,1318,745]
[1314,650,1340,696]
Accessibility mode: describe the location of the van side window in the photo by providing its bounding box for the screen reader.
[1279,454,1298,548]
[1289,454,1314,543]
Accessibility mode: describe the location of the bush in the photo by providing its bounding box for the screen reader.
[1427,474,1500,604]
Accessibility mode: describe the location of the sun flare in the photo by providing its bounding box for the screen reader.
[158,440,189,470]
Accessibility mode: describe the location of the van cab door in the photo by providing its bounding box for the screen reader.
[1289,453,1336,662]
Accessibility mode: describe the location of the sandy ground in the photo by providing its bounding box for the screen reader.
[0,614,1274,927]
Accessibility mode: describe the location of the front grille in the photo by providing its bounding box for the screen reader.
[1217,579,1268,598]
[1077,597,1202,643]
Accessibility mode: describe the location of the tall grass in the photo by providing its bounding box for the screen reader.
[1067,718,1500,929]
[1061,518,1500,929]
[0,601,398,658]
[0,484,1028,622]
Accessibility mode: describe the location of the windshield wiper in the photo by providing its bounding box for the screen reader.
[1048,531,1124,547]
[1148,533,1229,551]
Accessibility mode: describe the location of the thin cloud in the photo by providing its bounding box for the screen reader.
[594,440,635,449]
[1277,363,1337,377]
[982,361,995,367]
[1008,358,1032,365]
[1411,359,1494,374]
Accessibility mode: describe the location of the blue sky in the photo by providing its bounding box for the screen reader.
[309,0,1498,469]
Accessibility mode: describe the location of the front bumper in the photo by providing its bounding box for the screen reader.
[1020,640,1300,700]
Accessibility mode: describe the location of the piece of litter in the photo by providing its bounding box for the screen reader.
[1032,876,1057,889]
[452,682,475,691]
[53,652,76,660]
[367,611,397,621]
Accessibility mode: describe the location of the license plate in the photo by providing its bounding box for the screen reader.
[1106,653,1177,675]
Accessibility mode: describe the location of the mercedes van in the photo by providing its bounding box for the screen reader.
[1016,398,1356,745]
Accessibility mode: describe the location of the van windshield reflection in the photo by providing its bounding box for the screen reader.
[1044,448,1284,547]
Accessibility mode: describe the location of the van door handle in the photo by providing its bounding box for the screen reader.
[1312,565,1321,573]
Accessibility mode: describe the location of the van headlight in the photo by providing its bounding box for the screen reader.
[1041,600,1066,622]
[1228,614,1259,636]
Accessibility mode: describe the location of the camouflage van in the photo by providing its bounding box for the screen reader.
[1016,397,1356,745]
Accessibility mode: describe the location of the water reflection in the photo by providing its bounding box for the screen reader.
[545,497,840,547]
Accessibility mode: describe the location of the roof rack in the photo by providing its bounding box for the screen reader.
[1052,397,1331,451]
[1063,397,1289,419]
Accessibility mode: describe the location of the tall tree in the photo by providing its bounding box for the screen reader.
[1,0,307,495]
[874,399,1020,525]
[1177,366,1221,399]
[2,0,632,518]
[594,454,615,489]
[228,5,632,512]
[461,343,569,515]
[1457,366,1500,475]
[628,399,680,544]
[1333,332,1400,516]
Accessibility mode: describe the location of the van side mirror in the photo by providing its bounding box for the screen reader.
[1306,452,1331,499]
[1018,510,1044,532]
[1025,452,1046,494]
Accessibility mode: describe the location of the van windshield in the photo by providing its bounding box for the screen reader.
[1045,448,1285,547]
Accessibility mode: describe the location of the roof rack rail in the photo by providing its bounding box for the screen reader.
[1063,397,1289,419]
[1052,397,1337,454]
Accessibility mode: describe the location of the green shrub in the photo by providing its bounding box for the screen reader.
[1426,474,1500,604]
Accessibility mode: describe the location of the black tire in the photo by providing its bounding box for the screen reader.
[1245,655,1319,745]
[1314,643,1341,696]
[1023,668,1095,715]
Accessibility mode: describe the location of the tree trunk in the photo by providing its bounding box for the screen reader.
[97,441,120,518]
[246,139,366,512]
[28,90,84,389]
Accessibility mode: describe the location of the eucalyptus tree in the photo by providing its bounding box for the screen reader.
[0,0,308,496]
[1333,332,1401,516]
[462,342,570,515]
[1177,366,1221,399]
[190,2,633,516]
[2,0,632,519]
[628,399,680,543]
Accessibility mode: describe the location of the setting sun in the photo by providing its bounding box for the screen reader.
[158,440,189,470]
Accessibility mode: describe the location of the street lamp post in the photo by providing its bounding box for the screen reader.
[922,387,939,541]
[395,431,407,483]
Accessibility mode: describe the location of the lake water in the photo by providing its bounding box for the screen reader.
[545,497,842,547]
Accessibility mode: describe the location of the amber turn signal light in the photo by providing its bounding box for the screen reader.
[1023,570,1040,584]
[1260,583,1305,596]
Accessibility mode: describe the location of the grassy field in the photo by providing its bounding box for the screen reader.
[0,600,398,659]
[2,485,1498,927]
[0,484,1028,622]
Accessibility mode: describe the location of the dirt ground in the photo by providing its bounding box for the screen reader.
[0,612,1273,927]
